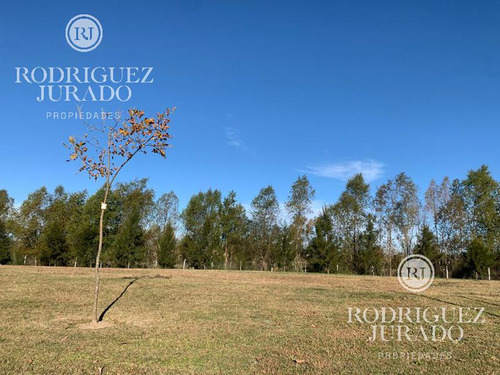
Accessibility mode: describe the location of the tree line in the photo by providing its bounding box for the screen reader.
[0,165,499,279]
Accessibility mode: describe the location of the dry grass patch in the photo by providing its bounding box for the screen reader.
[0,266,498,374]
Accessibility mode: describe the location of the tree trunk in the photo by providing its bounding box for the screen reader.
[224,244,229,270]
[388,225,392,276]
[93,205,106,323]
[93,133,113,323]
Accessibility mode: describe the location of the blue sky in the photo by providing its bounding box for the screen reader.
[1,0,500,213]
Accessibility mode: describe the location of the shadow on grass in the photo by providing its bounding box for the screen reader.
[418,294,500,319]
[98,274,171,322]
[98,277,138,322]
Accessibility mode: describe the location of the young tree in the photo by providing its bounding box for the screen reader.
[65,108,174,323]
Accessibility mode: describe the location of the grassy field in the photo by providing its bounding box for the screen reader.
[0,266,498,374]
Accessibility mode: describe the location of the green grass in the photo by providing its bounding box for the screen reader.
[0,266,498,374]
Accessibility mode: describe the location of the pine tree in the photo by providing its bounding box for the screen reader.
[39,186,71,266]
[355,215,384,275]
[466,238,495,278]
[306,207,338,273]
[111,207,145,268]
[413,224,441,264]
[157,222,177,268]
